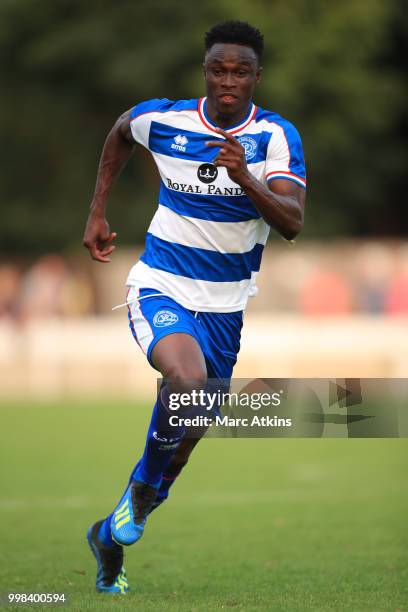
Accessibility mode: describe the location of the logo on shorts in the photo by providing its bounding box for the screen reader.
[197,163,218,183]
[153,310,179,327]
[237,136,257,160]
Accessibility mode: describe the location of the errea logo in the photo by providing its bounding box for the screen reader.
[171,134,188,152]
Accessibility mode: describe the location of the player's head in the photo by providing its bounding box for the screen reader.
[205,21,264,65]
[203,21,263,117]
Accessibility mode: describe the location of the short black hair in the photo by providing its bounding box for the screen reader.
[205,20,264,62]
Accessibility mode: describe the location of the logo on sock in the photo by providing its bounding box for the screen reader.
[153,431,183,450]
[153,310,179,327]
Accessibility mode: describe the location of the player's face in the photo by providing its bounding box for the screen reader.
[203,43,262,123]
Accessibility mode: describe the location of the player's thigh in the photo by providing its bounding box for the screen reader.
[151,332,207,388]
[127,288,207,386]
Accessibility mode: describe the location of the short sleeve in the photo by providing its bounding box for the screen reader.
[129,98,174,148]
[265,120,306,188]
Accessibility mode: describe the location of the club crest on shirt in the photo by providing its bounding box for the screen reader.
[237,135,257,161]
[153,310,179,327]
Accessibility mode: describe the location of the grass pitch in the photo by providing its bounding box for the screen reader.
[1,400,407,611]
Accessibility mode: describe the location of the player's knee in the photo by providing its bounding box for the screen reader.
[165,364,207,396]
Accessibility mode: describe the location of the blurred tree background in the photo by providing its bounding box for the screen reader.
[1,0,407,254]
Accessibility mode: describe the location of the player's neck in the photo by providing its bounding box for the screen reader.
[205,99,252,129]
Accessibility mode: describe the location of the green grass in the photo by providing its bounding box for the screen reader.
[0,400,407,611]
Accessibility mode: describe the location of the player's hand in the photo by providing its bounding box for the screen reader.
[205,128,249,184]
[83,213,117,263]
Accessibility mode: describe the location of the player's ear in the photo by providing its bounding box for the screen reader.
[202,62,207,78]
[255,66,263,84]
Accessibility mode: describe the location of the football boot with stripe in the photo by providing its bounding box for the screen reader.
[87,520,129,594]
[110,480,158,546]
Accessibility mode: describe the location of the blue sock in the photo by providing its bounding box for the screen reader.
[131,387,186,488]
[98,513,115,547]
[149,465,184,513]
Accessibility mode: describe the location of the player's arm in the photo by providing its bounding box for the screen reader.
[83,109,135,262]
[231,171,304,241]
[206,128,305,240]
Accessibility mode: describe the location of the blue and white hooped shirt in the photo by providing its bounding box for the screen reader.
[126,97,306,313]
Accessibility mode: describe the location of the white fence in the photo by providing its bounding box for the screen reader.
[1,315,407,400]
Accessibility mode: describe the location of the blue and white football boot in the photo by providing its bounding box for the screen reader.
[110,480,158,546]
[87,521,129,594]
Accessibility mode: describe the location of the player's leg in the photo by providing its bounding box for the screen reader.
[88,292,205,591]
[147,309,244,515]
[126,332,207,491]
[88,333,206,590]
[150,428,207,513]
[109,331,208,546]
